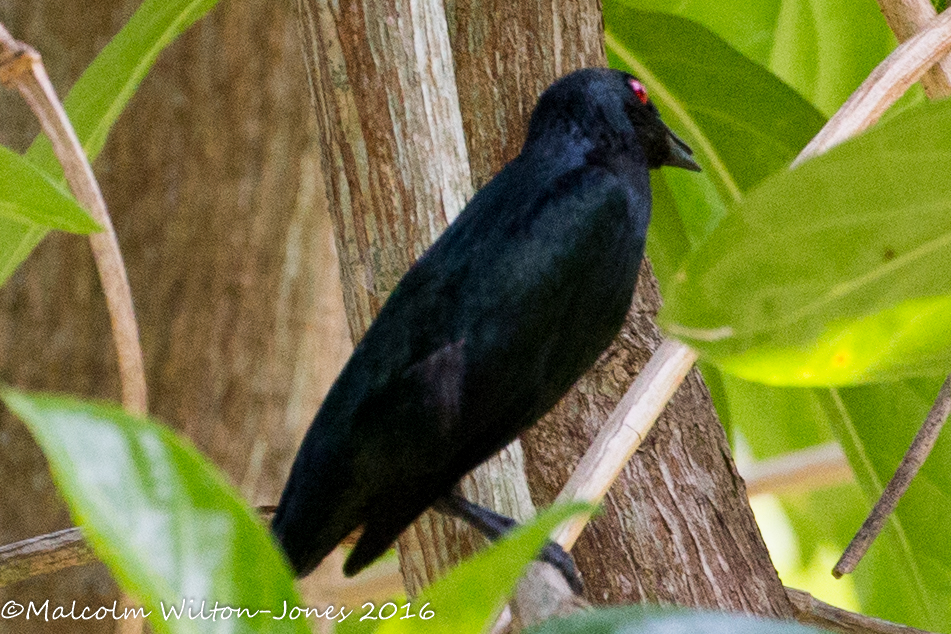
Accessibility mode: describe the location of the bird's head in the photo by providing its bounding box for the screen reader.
[525,67,701,172]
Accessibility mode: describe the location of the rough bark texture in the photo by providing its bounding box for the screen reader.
[295,0,539,595]
[0,1,349,631]
[524,266,791,613]
[447,0,606,189]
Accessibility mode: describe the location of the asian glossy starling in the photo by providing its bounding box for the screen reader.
[272,67,701,584]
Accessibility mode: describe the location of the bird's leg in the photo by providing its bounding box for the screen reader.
[433,491,584,594]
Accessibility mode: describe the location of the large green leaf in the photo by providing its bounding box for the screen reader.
[376,503,591,634]
[615,0,900,116]
[527,606,828,633]
[1,388,308,634]
[1,0,219,288]
[661,97,951,385]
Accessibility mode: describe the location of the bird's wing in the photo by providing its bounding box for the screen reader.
[275,164,644,578]
[342,166,643,574]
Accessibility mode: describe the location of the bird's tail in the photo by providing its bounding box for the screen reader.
[271,476,361,578]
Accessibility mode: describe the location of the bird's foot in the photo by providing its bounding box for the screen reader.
[538,540,584,594]
[435,492,584,594]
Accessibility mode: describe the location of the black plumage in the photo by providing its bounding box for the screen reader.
[272,67,700,579]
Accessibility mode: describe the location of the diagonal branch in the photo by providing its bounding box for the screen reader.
[794,8,951,165]
[877,0,951,98]
[788,588,935,634]
[834,377,951,577]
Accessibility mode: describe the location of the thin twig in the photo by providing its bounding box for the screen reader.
[742,442,853,498]
[793,8,951,165]
[0,23,147,415]
[787,587,934,634]
[0,528,96,588]
[0,507,281,588]
[1,24,149,634]
[833,377,951,577]
[876,0,951,98]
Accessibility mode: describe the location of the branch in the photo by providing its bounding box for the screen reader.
[833,377,951,577]
[0,507,282,588]
[794,8,951,165]
[0,528,95,588]
[742,442,853,498]
[787,588,935,634]
[0,23,147,415]
[551,339,698,549]
[876,0,951,98]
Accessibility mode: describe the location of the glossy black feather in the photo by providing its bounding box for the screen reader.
[271,67,699,578]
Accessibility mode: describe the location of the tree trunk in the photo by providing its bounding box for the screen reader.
[0,2,349,632]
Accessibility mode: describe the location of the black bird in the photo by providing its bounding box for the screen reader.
[272,67,700,584]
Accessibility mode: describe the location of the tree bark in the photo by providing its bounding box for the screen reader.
[0,1,348,631]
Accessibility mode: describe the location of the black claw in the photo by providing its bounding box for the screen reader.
[435,493,584,595]
[539,540,584,595]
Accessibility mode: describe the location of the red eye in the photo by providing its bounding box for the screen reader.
[628,78,649,104]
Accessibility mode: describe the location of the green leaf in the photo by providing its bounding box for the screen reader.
[661,97,951,385]
[0,145,99,233]
[0,223,46,286]
[526,605,829,633]
[605,7,824,295]
[0,0,220,287]
[376,503,592,634]
[614,0,899,116]
[605,7,826,201]
[725,374,943,627]
[1,387,308,634]
[26,0,221,176]
[0,145,100,285]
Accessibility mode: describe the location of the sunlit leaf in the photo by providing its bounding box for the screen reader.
[662,97,951,384]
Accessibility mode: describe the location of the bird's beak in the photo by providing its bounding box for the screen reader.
[664,129,702,172]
